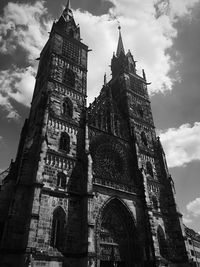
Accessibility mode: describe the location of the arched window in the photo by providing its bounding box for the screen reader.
[59,132,70,152]
[141,131,147,146]
[63,68,75,87]
[152,195,158,209]
[138,104,143,118]
[157,226,168,259]
[57,172,67,188]
[51,207,66,250]
[146,161,153,177]
[62,98,73,118]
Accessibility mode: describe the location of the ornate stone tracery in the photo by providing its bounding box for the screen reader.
[90,135,134,184]
[95,198,141,267]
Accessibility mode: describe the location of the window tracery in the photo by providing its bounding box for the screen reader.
[63,68,75,87]
[93,144,125,181]
[62,97,73,118]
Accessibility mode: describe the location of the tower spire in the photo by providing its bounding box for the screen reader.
[116,25,125,57]
[62,0,73,21]
[66,0,71,10]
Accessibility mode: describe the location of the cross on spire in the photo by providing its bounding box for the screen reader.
[116,25,125,57]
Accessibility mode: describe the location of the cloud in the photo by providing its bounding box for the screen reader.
[0,0,199,117]
[160,122,200,168]
[0,1,51,120]
[182,214,193,225]
[187,198,200,217]
[0,66,36,119]
[0,1,52,61]
[0,94,20,120]
[74,0,199,103]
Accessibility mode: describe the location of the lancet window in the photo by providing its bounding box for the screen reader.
[62,97,73,118]
[63,68,75,87]
[51,207,66,250]
[59,132,70,153]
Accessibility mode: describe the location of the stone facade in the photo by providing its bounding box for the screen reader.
[184,225,200,266]
[0,2,189,267]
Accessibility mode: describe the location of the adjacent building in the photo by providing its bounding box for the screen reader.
[185,225,200,266]
[0,1,189,266]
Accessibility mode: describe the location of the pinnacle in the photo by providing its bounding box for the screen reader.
[66,0,71,10]
[62,0,73,21]
[116,25,125,57]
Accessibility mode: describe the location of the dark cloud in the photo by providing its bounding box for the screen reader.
[151,5,200,131]
[41,0,114,18]
[0,102,28,169]
[68,0,114,16]
[170,161,200,232]
[0,47,29,70]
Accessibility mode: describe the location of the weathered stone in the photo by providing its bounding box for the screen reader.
[0,2,189,267]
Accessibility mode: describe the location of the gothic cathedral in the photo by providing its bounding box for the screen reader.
[0,1,189,267]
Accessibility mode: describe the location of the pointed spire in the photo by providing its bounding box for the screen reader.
[62,0,73,21]
[104,73,107,86]
[116,25,125,57]
[142,69,146,81]
[66,0,71,10]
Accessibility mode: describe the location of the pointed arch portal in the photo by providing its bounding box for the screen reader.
[96,198,141,267]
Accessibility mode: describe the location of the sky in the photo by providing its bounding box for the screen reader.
[0,0,200,232]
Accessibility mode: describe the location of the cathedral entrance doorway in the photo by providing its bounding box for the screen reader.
[97,198,140,267]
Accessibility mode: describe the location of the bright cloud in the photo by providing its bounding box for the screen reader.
[74,0,199,102]
[182,213,193,225]
[160,122,200,168]
[187,198,200,217]
[0,94,20,120]
[0,1,51,61]
[0,0,199,117]
[0,66,36,119]
[0,1,51,120]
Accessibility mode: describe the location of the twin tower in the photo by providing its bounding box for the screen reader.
[0,1,189,267]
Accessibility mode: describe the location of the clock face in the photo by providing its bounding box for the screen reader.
[93,143,126,181]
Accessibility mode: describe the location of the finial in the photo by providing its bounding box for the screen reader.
[116,22,125,57]
[62,0,73,21]
[66,0,71,10]
[142,69,146,81]
[104,73,107,86]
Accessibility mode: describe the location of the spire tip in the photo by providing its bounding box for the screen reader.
[116,24,125,57]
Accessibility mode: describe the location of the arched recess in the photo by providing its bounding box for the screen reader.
[146,161,153,177]
[62,97,73,118]
[157,226,168,259]
[63,68,75,88]
[50,206,66,251]
[141,131,147,146]
[59,132,70,152]
[96,198,141,267]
